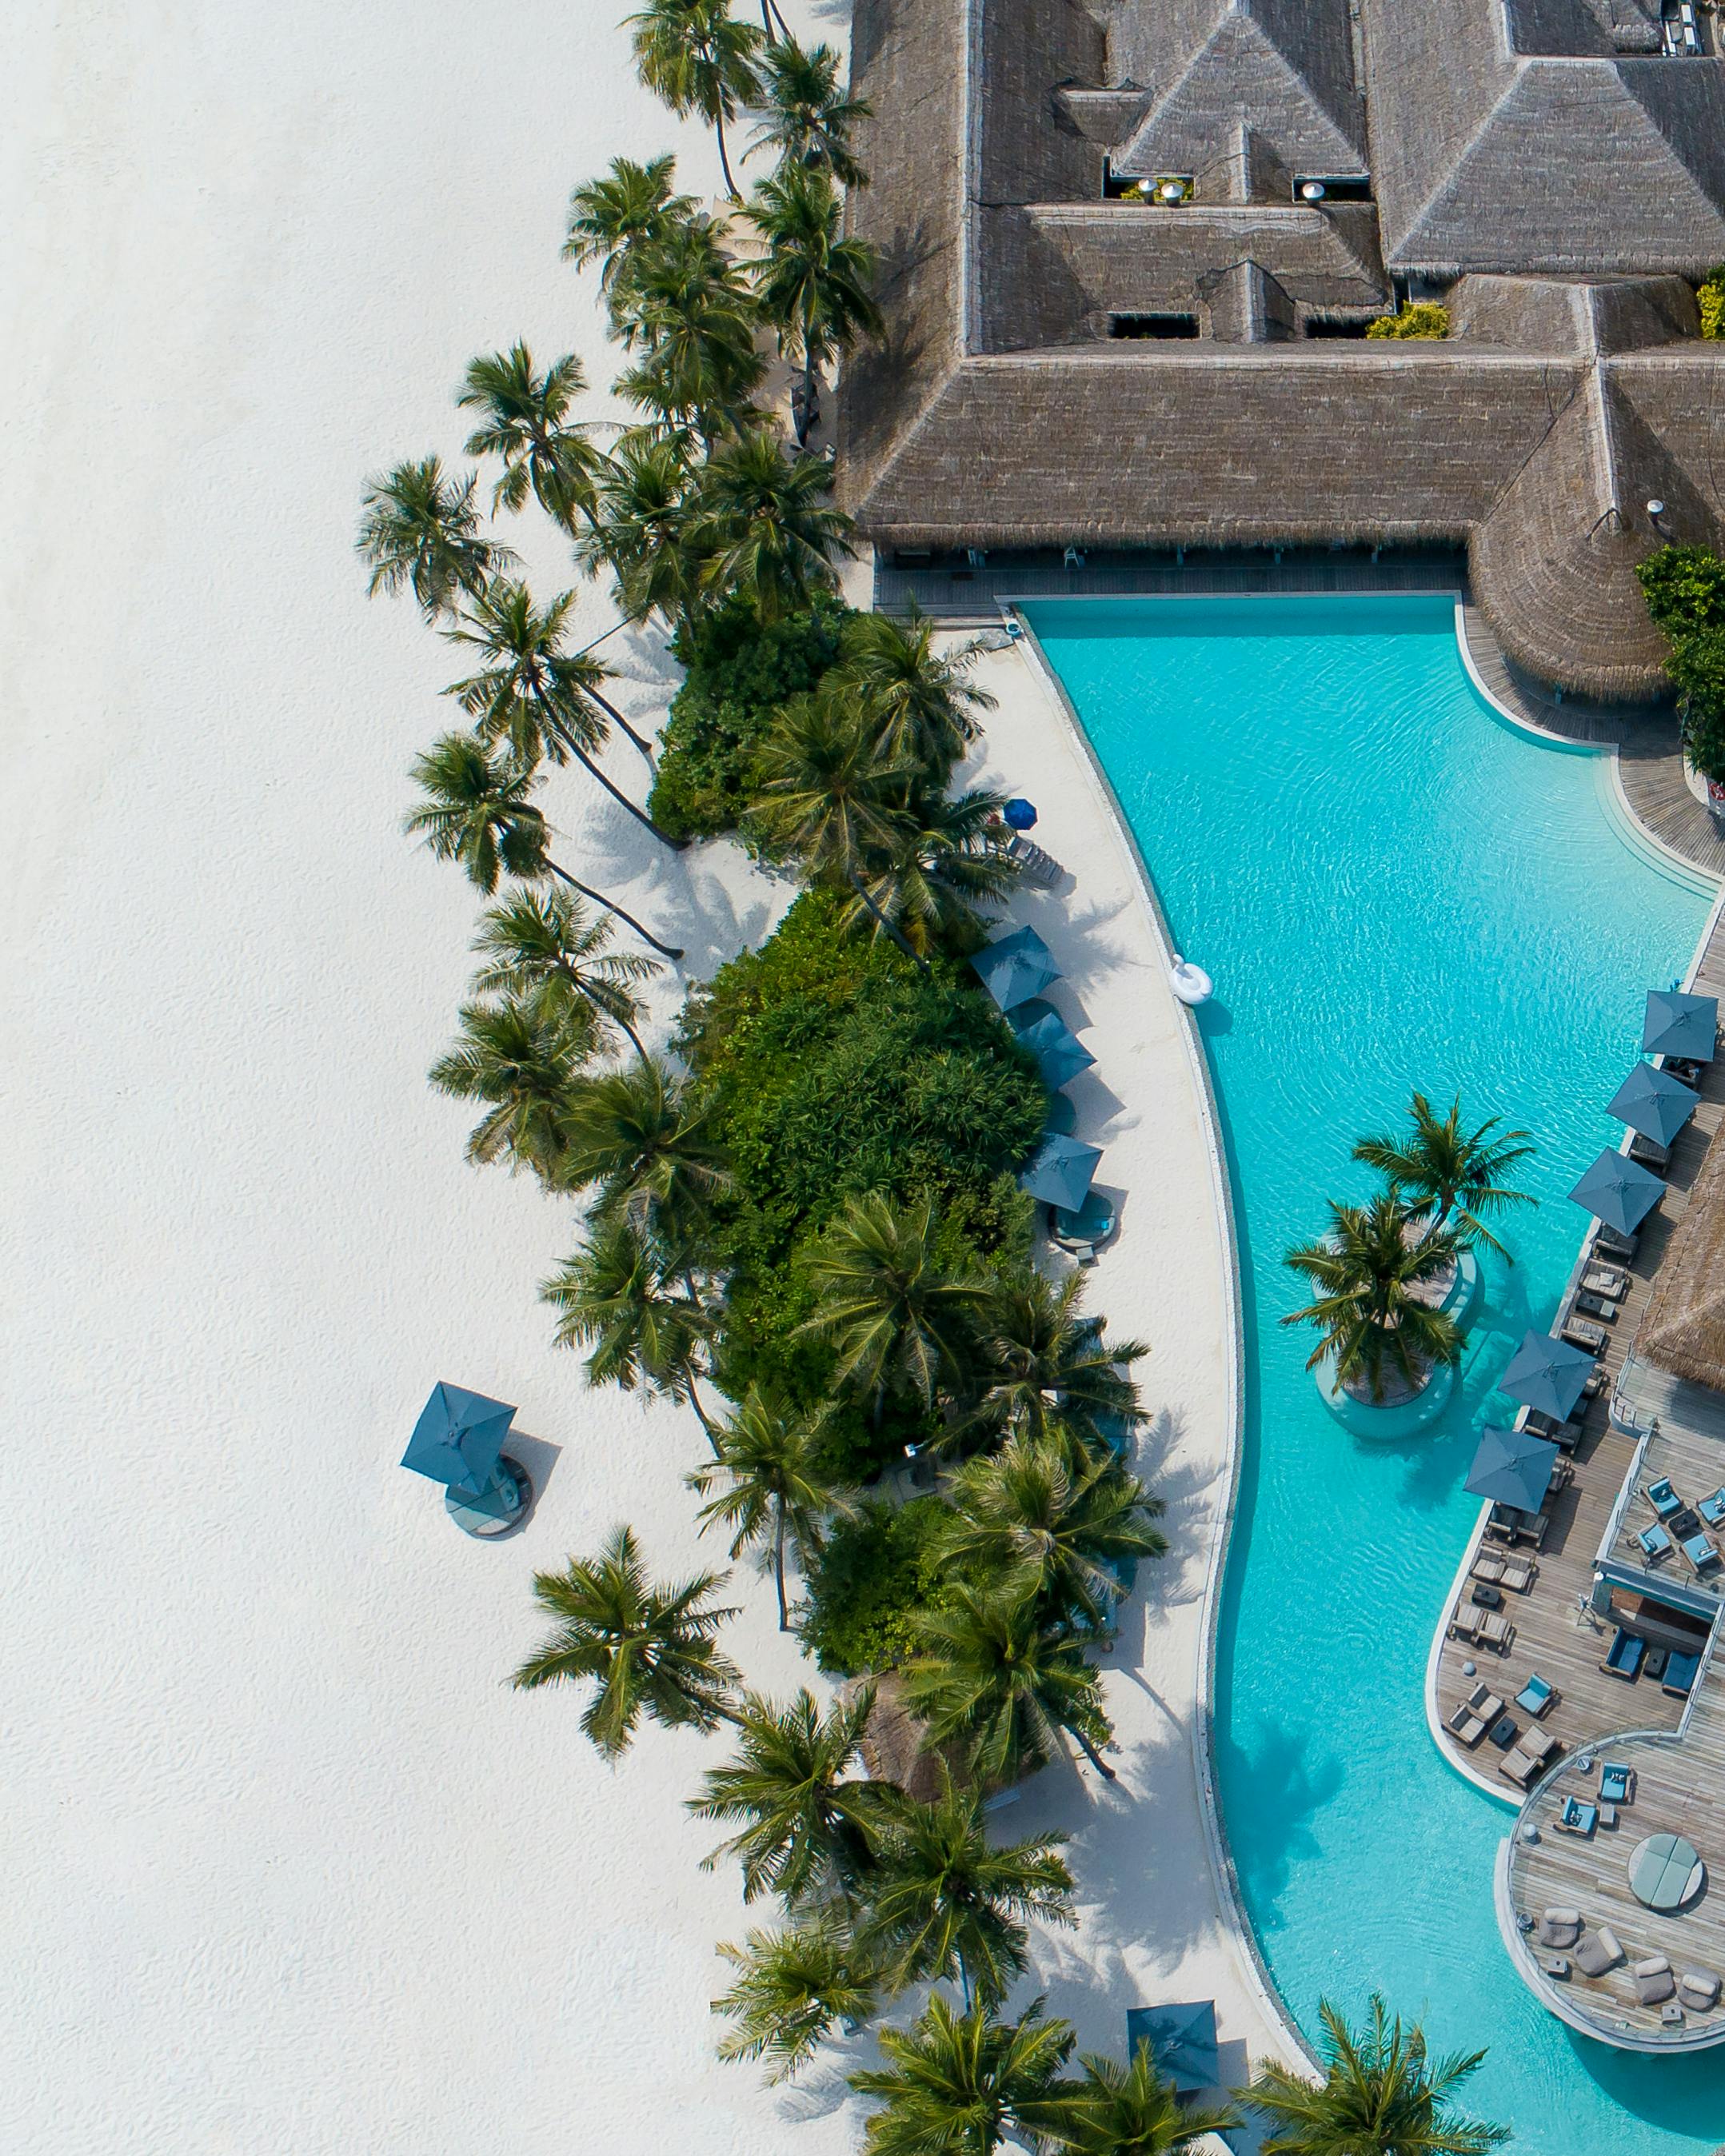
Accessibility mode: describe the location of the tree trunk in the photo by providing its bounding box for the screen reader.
[545,858,684,963]
[531,678,684,851]
[797,352,819,449]
[774,1503,790,1631]
[583,678,658,769]
[685,1369,723,1458]
[848,868,927,972]
[1071,1726,1117,1781]
[716,110,740,202]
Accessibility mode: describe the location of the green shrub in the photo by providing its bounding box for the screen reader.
[649,594,850,839]
[799,1496,962,1674]
[1699,269,1725,341]
[1366,302,1450,341]
[1671,628,1725,782]
[1638,546,1725,639]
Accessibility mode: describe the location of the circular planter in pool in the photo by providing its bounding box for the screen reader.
[1314,1351,1457,1437]
[1440,1247,1483,1332]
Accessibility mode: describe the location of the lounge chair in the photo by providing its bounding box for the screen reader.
[1602,1629,1645,1680]
[1447,1685,1504,1747]
[1005,832,1064,888]
[1595,1224,1639,1260]
[1599,1762,1635,1804]
[1502,1556,1538,1593]
[1638,1523,1674,1562]
[1685,1532,1722,1575]
[1629,1132,1670,1171]
[1680,1970,1721,2012]
[1538,1907,1582,1949]
[1477,1607,1514,1650]
[1471,1551,1505,1585]
[1555,1796,1599,1835]
[1527,1412,1582,1451]
[1584,1262,1631,1299]
[1582,1363,1608,1399]
[1050,1188,1116,1265]
[1576,1289,1619,1321]
[1663,1650,1702,1698]
[1562,1316,1607,1355]
[1500,1745,1549,1790]
[1647,1478,1683,1518]
[1516,1674,1559,1717]
[1575,1925,1626,1978]
[1635,1955,1677,2006]
[1699,1487,1725,1528]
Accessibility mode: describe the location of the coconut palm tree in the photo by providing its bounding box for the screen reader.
[833,606,997,779]
[428,988,596,1179]
[689,1685,892,1903]
[745,164,881,445]
[457,342,609,536]
[841,788,1023,958]
[1282,1194,1464,1404]
[564,153,701,317]
[747,36,873,188]
[942,1436,1168,1631]
[577,431,697,627]
[542,1218,721,1443]
[1241,1994,1507,2156]
[617,233,769,445]
[714,1908,887,2081]
[511,1524,741,1758]
[445,581,666,808]
[356,456,513,617]
[860,1768,1076,2010]
[627,0,765,199]
[554,1056,733,1239]
[1353,1091,1537,1260]
[967,1268,1145,1453]
[405,732,685,960]
[691,1385,853,1627]
[471,888,657,1063]
[1044,2044,1239,2156]
[689,430,856,620]
[798,1192,980,1427]
[904,1580,1117,1784]
[849,1994,1078,2156]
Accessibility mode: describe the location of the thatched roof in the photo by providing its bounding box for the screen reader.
[1641,1131,1725,1393]
[847,1671,951,1803]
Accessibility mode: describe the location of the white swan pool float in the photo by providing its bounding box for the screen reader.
[1168,955,1213,1006]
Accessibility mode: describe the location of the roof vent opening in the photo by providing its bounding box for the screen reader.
[1304,316,1374,338]
[1109,312,1200,340]
[1295,174,1371,204]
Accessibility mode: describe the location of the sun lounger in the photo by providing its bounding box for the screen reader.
[1638,1523,1674,1562]
[1628,1133,1670,1171]
[1005,833,1064,888]
[1575,1925,1625,1978]
[1555,1796,1598,1835]
[1663,1650,1702,1698]
[1447,1685,1504,1747]
[1581,1363,1607,1399]
[1576,1290,1619,1322]
[1635,1955,1677,2006]
[1562,1316,1607,1355]
[1501,1556,1537,1592]
[1699,1488,1725,1529]
[1599,1763,1635,1804]
[1680,1970,1721,2012]
[1516,1674,1558,1717]
[1538,1907,1582,1949]
[1584,1263,1631,1299]
[1500,1745,1548,1790]
[1526,1411,1582,1450]
[1602,1628,1645,1680]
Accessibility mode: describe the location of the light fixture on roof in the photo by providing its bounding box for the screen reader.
[1301,180,1327,201]
[1159,181,1184,202]
[1647,498,1667,521]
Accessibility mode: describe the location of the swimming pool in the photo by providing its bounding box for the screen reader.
[1024,593,1725,2153]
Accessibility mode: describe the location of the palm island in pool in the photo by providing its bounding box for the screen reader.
[1024,593,1725,2156]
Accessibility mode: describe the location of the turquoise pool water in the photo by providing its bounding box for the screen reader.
[1024,594,1725,2153]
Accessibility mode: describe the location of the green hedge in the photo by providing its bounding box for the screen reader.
[800,1495,962,1675]
[1638,547,1725,784]
[1367,302,1449,341]
[1700,268,1725,342]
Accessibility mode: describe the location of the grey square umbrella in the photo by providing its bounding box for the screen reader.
[1498,1331,1595,1422]
[1643,988,1719,1063]
[1124,2001,1219,2094]
[1607,1061,1698,1147]
[971,924,1060,1012]
[1465,1424,1558,1512]
[402,1381,516,1495]
[1019,1132,1101,1211]
[1013,1005,1096,1089]
[1568,1148,1665,1234]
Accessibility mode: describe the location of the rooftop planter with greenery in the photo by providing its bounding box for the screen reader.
[1639,544,1725,785]
[1367,301,1450,340]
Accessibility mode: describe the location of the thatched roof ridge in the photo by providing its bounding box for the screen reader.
[1641,1132,1725,1394]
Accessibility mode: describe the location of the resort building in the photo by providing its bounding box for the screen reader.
[838,0,1725,700]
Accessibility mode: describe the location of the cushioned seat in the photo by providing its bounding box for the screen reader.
[1575,1926,1625,1978]
[1680,1970,1721,2010]
[1635,1954,1676,2006]
[1537,1908,1582,1949]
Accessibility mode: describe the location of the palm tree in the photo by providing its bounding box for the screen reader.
[427,988,595,1179]
[904,1580,1117,1784]
[564,153,700,318]
[849,1994,1078,2156]
[445,581,667,812]
[1282,1194,1464,1404]
[714,1908,886,2081]
[1353,1091,1536,1260]
[834,606,997,779]
[943,1436,1168,1631]
[471,888,657,1064]
[541,1218,721,1442]
[841,788,1022,958]
[860,1768,1075,2010]
[577,431,696,627]
[510,1524,741,1759]
[689,1685,891,1903]
[457,342,609,536]
[745,164,881,445]
[356,455,513,617]
[627,0,765,200]
[967,1268,1145,1452]
[1044,2044,1239,2156]
[1241,1994,1508,2156]
[692,1385,853,1627]
[798,1192,980,1427]
[404,732,684,960]
[554,1056,733,1238]
[689,429,856,618]
[747,36,873,188]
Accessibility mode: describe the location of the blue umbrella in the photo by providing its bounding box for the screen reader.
[1003,797,1038,831]
[1607,1061,1697,1147]
[971,924,1060,1012]
[1013,1005,1095,1088]
[1124,2001,1220,2094]
[1465,1424,1558,1512]
[1643,988,1719,1062]
[1019,1132,1101,1211]
[1498,1331,1595,1422]
[1568,1148,1665,1234]
[402,1382,516,1496]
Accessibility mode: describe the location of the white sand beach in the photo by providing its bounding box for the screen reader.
[2,6,1286,2150]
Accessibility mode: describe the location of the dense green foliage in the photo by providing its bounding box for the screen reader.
[1699,266,1725,341]
[1367,302,1450,340]
[649,595,849,837]
[1638,545,1725,783]
[1638,545,1725,637]
[800,1496,965,1674]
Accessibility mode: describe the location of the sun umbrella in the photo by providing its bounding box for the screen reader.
[1498,1331,1595,1422]
[1003,797,1038,831]
[970,924,1060,1012]
[1464,1424,1558,1512]
[1012,1005,1095,1088]
[1568,1148,1665,1234]
[1018,1132,1101,1211]
[1124,2001,1220,2094]
[402,1381,516,1496]
[1643,988,1719,1062]
[1607,1061,1698,1147]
